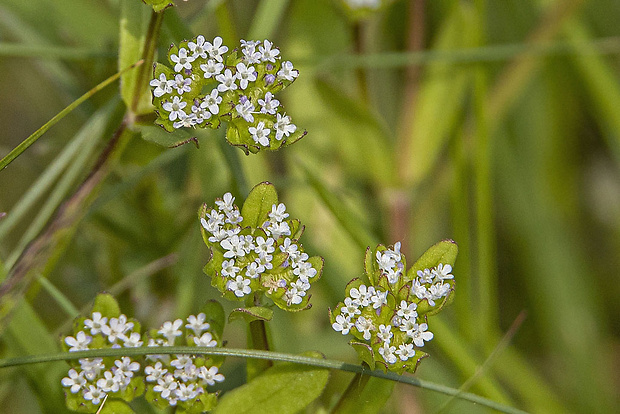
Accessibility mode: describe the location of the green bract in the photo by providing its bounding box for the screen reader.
[330,240,457,374]
[60,294,227,413]
[199,182,324,312]
[150,36,306,154]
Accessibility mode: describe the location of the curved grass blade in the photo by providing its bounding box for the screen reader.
[0,60,143,171]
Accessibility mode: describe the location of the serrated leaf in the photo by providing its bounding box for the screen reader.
[99,399,135,414]
[91,293,121,318]
[408,240,458,279]
[229,306,274,323]
[137,123,197,148]
[213,358,329,414]
[241,182,278,228]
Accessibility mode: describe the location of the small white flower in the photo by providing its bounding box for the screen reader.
[411,323,434,347]
[293,262,317,281]
[123,332,144,347]
[245,261,264,279]
[395,343,416,361]
[172,73,192,94]
[256,253,273,270]
[433,263,454,281]
[186,313,210,336]
[377,324,393,343]
[235,99,255,122]
[84,312,108,335]
[203,88,222,114]
[248,121,271,146]
[332,314,354,334]
[201,59,225,79]
[269,203,289,222]
[340,297,361,318]
[370,290,388,309]
[61,368,86,393]
[417,268,434,284]
[83,385,106,405]
[154,373,178,399]
[170,48,195,72]
[274,113,297,140]
[162,96,187,121]
[254,236,275,255]
[349,285,374,307]
[171,355,193,370]
[173,112,199,129]
[65,331,91,352]
[80,358,105,381]
[240,39,261,64]
[176,383,199,401]
[258,92,280,114]
[221,235,246,258]
[158,319,184,344]
[145,362,168,383]
[216,192,236,212]
[258,40,280,62]
[355,316,374,341]
[277,61,298,81]
[376,251,396,272]
[411,279,428,301]
[216,68,238,92]
[284,285,305,305]
[96,370,121,393]
[378,342,398,364]
[198,366,225,386]
[396,300,418,320]
[227,276,252,297]
[205,36,228,62]
[194,331,217,347]
[188,35,208,59]
[150,73,174,97]
[266,221,291,238]
[235,62,257,90]
[114,356,140,378]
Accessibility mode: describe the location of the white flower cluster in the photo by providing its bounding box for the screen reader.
[201,193,317,306]
[61,312,225,410]
[61,312,142,405]
[150,36,300,150]
[332,242,455,369]
[144,313,224,407]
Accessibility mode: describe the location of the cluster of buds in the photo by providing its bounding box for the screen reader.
[199,183,323,311]
[60,294,225,413]
[150,36,306,154]
[330,241,457,374]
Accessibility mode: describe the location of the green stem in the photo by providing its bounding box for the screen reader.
[0,61,142,172]
[246,293,273,379]
[0,347,528,414]
[130,10,164,115]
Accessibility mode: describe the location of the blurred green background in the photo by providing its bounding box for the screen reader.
[1,0,619,413]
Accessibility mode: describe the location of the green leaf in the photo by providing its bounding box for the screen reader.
[350,342,376,370]
[408,240,458,279]
[241,182,278,228]
[200,300,226,339]
[214,355,329,414]
[91,293,121,319]
[333,377,395,414]
[229,306,274,323]
[99,399,135,414]
[119,0,152,114]
[137,124,197,148]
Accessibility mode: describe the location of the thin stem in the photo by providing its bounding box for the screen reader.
[246,293,273,378]
[130,10,164,115]
[0,347,529,414]
[0,60,143,172]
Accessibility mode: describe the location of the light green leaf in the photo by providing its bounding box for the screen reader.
[214,354,329,414]
[229,306,274,323]
[240,182,278,229]
[350,342,375,370]
[333,377,395,414]
[99,399,135,414]
[142,0,174,12]
[408,240,458,279]
[200,300,226,339]
[91,293,121,319]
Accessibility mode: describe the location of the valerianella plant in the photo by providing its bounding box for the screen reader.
[150,36,306,154]
[329,240,457,374]
[61,294,226,413]
[199,182,323,312]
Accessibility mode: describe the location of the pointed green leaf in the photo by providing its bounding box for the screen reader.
[91,293,121,319]
[214,355,329,414]
[137,124,197,148]
[408,240,458,279]
[241,182,278,228]
[229,306,274,323]
[350,342,375,370]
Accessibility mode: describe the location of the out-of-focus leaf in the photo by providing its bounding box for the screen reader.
[137,124,196,148]
[119,0,152,114]
[214,352,329,414]
[99,399,135,414]
[91,293,121,319]
[332,376,395,414]
[200,300,226,339]
[143,0,174,13]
